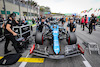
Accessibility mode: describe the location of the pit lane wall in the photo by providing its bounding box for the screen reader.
[0,0,38,20]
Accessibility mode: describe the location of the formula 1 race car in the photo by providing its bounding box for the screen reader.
[30,21,84,59]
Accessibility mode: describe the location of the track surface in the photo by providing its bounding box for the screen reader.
[0,24,100,67]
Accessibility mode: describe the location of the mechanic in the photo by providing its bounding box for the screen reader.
[37,18,40,24]
[0,14,4,21]
[89,14,95,34]
[60,16,66,26]
[4,13,22,54]
[66,17,68,22]
[72,15,76,22]
[32,18,35,24]
[45,17,49,23]
[83,15,88,31]
[0,14,4,22]
[66,17,76,32]
[49,15,54,21]
[81,16,85,31]
[38,18,46,32]
[93,16,97,31]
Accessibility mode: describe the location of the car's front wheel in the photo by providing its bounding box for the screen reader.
[35,32,43,45]
[67,32,77,45]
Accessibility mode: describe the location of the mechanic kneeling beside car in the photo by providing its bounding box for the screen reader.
[4,13,23,54]
[66,17,76,32]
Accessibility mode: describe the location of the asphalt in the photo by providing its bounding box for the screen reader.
[0,23,100,67]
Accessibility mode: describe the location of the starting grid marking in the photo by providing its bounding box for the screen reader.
[0,57,3,59]
[18,57,44,63]
[0,55,92,67]
[0,56,44,63]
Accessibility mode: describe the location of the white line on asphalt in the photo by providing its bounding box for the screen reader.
[19,62,27,67]
[83,61,92,67]
[81,54,92,67]
[19,53,30,67]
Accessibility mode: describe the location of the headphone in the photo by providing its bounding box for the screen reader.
[9,13,16,19]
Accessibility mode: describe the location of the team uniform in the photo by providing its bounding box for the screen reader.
[4,19,20,53]
[38,22,46,32]
[60,18,66,25]
[67,22,76,32]
[89,16,96,34]
[81,17,85,29]
[83,17,88,30]
[46,18,49,23]
[49,17,54,21]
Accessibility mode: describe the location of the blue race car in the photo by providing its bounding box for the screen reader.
[30,21,84,59]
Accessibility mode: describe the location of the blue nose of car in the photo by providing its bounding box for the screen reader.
[53,36,60,54]
[51,25,60,54]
